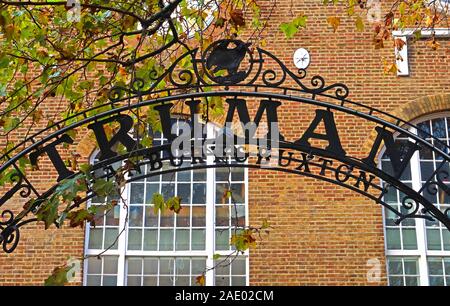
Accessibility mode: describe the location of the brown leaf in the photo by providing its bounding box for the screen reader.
[394,38,406,51]
[384,12,394,27]
[327,16,340,32]
[230,9,245,27]
[196,274,205,286]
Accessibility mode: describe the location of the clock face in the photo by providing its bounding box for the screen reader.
[293,48,310,69]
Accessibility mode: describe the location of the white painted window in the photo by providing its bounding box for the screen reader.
[84,120,249,286]
[382,114,450,286]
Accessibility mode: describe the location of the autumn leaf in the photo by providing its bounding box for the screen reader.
[394,38,406,51]
[427,39,440,50]
[383,61,398,75]
[36,196,60,229]
[384,12,394,26]
[222,189,232,203]
[45,266,70,286]
[166,196,182,214]
[196,274,206,286]
[67,209,95,228]
[229,9,245,27]
[230,229,257,252]
[355,16,364,32]
[327,16,340,32]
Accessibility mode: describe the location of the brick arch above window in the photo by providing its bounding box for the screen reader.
[362,93,450,156]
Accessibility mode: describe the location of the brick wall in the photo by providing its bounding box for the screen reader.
[0,0,449,285]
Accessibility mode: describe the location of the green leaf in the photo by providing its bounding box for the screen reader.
[292,15,307,28]
[280,22,298,39]
[92,178,116,197]
[152,193,165,214]
[44,266,70,286]
[140,135,153,148]
[213,254,221,260]
[280,15,307,39]
[36,196,60,229]
[166,196,182,214]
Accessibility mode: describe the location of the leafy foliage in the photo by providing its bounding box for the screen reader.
[280,15,307,39]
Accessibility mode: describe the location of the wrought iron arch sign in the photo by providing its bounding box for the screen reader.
[1,39,449,253]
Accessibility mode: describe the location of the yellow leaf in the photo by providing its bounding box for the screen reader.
[427,39,440,50]
[196,274,205,286]
[383,62,398,75]
[355,16,364,32]
[327,16,340,32]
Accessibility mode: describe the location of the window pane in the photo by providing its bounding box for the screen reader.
[130,183,145,204]
[192,229,205,250]
[176,258,190,275]
[144,206,158,227]
[103,257,118,274]
[145,184,159,204]
[389,276,404,286]
[192,206,206,227]
[87,257,102,274]
[403,260,417,275]
[232,276,246,286]
[128,229,142,250]
[160,210,174,227]
[428,259,443,275]
[104,228,118,250]
[427,229,442,250]
[129,206,143,227]
[105,206,120,226]
[176,208,190,227]
[386,228,401,249]
[404,276,418,286]
[127,258,142,275]
[143,276,157,286]
[388,259,402,275]
[216,206,229,226]
[102,276,117,286]
[88,228,103,249]
[143,229,158,250]
[402,229,417,250]
[175,229,190,251]
[193,183,206,204]
[144,258,158,274]
[430,276,445,286]
[215,229,229,250]
[160,229,174,251]
[127,276,141,286]
[86,275,102,286]
[177,183,191,204]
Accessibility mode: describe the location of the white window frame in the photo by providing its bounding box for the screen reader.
[381,112,450,286]
[83,122,250,286]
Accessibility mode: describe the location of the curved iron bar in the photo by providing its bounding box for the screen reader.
[1,90,450,175]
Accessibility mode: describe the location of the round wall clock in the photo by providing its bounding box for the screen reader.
[293,48,311,69]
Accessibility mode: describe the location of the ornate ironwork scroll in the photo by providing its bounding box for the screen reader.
[0,39,450,253]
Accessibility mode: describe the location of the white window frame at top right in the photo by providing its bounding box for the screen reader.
[381,112,450,286]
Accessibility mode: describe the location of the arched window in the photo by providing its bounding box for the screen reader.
[83,120,248,286]
[382,113,450,286]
